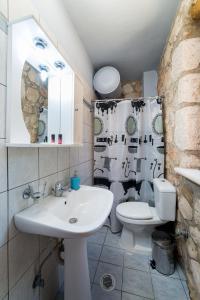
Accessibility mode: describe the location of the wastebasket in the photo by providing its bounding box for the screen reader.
[150,230,175,275]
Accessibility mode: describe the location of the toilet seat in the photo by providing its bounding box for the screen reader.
[116,202,165,225]
[117,202,153,220]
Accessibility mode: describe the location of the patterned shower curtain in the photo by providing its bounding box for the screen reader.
[93,98,164,232]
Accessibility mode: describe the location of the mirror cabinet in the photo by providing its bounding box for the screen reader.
[7,17,83,146]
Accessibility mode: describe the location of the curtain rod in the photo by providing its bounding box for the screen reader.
[83,96,165,112]
[92,95,165,103]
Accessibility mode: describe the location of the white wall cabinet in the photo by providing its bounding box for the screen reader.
[6,17,84,147]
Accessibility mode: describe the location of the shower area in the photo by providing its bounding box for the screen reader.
[93,97,164,232]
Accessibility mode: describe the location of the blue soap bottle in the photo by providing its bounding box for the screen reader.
[71,170,80,190]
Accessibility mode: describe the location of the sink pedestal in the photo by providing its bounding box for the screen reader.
[64,238,91,300]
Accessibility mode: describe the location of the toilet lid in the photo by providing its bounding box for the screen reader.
[117,202,153,220]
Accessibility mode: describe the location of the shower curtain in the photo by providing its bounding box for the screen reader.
[93,97,164,232]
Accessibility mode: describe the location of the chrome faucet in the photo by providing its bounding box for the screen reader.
[23,185,41,201]
[52,181,65,197]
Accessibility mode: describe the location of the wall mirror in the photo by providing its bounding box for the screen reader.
[7,17,75,146]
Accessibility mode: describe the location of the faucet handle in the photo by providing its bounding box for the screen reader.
[52,181,66,197]
[23,185,41,200]
[23,185,31,199]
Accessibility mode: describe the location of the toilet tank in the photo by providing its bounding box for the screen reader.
[153,178,176,221]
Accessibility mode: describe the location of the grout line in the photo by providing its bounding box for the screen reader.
[0,82,7,88]
[7,178,39,192]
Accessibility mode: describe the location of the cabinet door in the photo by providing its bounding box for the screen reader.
[74,75,84,144]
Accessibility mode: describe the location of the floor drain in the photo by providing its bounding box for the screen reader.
[69,218,78,224]
[100,274,116,292]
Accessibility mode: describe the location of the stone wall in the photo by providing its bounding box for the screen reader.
[158,0,200,298]
[121,80,142,98]
[21,61,48,143]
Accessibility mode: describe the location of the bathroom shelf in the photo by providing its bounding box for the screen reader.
[6,143,83,148]
[174,167,200,186]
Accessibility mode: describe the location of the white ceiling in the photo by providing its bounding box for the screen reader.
[63,0,180,80]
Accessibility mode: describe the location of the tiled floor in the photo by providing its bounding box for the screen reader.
[56,227,190,300]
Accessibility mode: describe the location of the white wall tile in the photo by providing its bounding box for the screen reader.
[58,148,70,172]
[9,233,39,289]
[8,148,38,189]
[0,142,7,192]
[79,143,93,164]
[40,249,60,300]
[39,236,50,254]
[0,191,7,247]
[57,169,70,186]
[0,243,8,298]
[39,148,58,178]
[0,0,8,19]
[83,176,93,186]
[69,147,79,167]
[9,262,39,300]
[70,160,93,183]
[39,173,58,198]
[83,124,92,144]
[83,104,92,126]
[0,84,6,138]
[8,181,38,240]
[0,29,7,85]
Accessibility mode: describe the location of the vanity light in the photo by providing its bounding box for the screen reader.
[39,64,49,81]
[54,61,65,70]
[33,37,48,49]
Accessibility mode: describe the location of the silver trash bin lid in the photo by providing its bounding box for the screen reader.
[152,230,174,249]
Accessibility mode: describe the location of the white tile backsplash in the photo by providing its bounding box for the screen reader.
[69,147,79,167]
[0,29,7,85]
[58,148,70,171]
[79,142,92,163]
[39,173,58,198]
[0,84,6,138]
[0,191,7,247]
[8,181,38,240]
[0,243,8,298]
[8,148,39,189]
[57,168,70,186]
[39,148,58,178]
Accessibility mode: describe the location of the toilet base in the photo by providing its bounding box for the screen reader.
[119,225,155,254]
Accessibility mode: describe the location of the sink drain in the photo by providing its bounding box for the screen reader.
[69,218,78,224]
[100,274,116,292]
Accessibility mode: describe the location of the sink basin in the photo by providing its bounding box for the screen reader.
[14,185,113,300]
[15,185,113,238]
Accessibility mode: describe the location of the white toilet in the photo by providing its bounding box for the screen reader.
[116,178,176,254]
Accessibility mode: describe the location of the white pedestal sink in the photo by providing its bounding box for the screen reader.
[14,185,113,300]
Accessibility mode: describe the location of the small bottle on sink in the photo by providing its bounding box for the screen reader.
[70,170,80,190]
